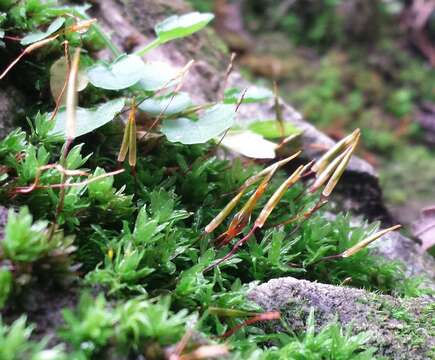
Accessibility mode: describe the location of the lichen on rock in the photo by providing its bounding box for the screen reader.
[249,277,435,359]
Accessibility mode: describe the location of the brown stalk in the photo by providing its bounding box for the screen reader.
[0,35,59,80]
[221,52,236,100]
[273,81,285,139]
[47,47,80,241]
[221,311,280,338]
[49,40,70,122]
[14,164,89,194]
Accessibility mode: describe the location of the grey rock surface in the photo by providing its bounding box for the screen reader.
[375,231,435,282]
[0,85,25,140]
[0,206,7,241]
[249,277,435,360]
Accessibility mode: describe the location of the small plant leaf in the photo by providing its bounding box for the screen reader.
[50,56,89,103]
[248,120,301,139]
[216,165,278,247]
[87,54,146,90]
[139,61,181,91]
[241,151,301,190]
[255,165,304,228]
[205,189,247,234]
[220,130,277,159]
[161,104,235,144]
[138,92,192,116]
[155,12,214,43]
[322,140,358,197]
[224,86,273,104]
[312,128,360,174]
[51,98,125,138]
[21,17,65,45]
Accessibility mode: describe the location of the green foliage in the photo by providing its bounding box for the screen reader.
[224,86,273,104]
[138,92,192,116]
[248,120,301,139]
[20,16,65,45]
[3,207,54,262]
[60,292,190,356]
[386,89,414,118]
[155,12,214,43]
[0,129,27,159]
[115,296,190,347]
[85,190,190,294]
[272,310,377,359]
[161,104,236,144]
[0,316,66,360]
[86,54,146,90]
[381,146,435,205]
[60,293,115,356]
[51,98,125,139]
[0,268,12,309]
[135,11,214,54]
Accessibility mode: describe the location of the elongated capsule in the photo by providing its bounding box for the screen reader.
[309,149,347,193]
[241,151,301,190]
[322,137,359,197]
[67,19,96,34]
[312,129,360,174]
[341,224,401,258]
[239,164,278,219]
[217,164,279,245]
[66,48,81,141]
[128,108,137,167]
[255,165,304,228]
[205,188,247,233]
[208,307,254,317]
[117,115,131,163]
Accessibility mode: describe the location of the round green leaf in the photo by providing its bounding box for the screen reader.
[50,98,125,138]
[224,86,274,104]
[138,92,192,116]
[248,120,301,139]
[50,56,89,102]
[161,104,235,144]
[155,12,214,43]
[21,17,65,45]
[87,54,146,90]
[139,61,180,91]
[221,130,277,159]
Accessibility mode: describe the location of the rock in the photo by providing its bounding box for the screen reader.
[3,281,78,345]
[0,85,26,140]
[0,206,8,240]
[375,231,435,283]
[249,277,435,360]
[416,102,435,146]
